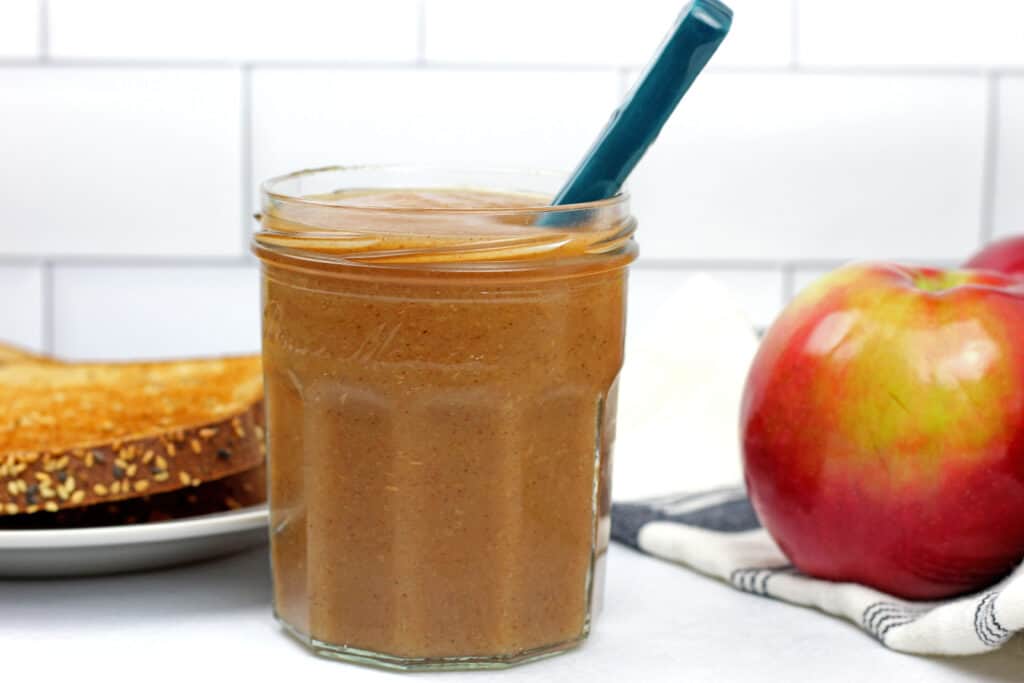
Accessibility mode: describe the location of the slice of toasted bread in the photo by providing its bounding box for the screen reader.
[0,342,52,366]
[0,465,267,528]
[0,355,264,515]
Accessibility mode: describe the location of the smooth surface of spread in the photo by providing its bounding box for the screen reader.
[256,187,635,267]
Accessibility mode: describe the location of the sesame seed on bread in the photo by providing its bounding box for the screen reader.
[0,355,265,516]
[0,464,267,528]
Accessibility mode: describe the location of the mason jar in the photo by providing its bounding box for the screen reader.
[253,166,637,671]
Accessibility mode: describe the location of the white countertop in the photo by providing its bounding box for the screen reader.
[1,542,1020,682]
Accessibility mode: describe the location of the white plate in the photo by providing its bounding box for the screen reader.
[0,504,269,577]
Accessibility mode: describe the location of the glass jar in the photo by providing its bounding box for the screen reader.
[253,166,637,670]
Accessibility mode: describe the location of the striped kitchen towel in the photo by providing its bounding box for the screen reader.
[611,487,1024,656]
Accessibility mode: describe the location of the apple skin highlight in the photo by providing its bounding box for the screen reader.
[741,262,1024,600]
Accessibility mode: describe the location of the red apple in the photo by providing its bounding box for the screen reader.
[965,235,1024,278]
[741,263,1024,600]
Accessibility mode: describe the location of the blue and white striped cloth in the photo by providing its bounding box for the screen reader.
[612,487,1023,656]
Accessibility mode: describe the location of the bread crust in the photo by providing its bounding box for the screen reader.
[0,464,267,528]
[0,343,52,366]
[0,401,265,515]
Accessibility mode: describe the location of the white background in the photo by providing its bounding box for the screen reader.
[2,544,1021,682]
[1,0,1022,356]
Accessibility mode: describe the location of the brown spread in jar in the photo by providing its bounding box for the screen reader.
[255,175,635,668]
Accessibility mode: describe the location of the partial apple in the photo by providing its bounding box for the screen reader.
[741,262,1024,600]
[965,235,1024,278]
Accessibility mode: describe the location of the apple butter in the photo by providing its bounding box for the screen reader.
[253,167,637,670]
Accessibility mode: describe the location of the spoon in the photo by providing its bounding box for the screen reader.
[549,0,732,210]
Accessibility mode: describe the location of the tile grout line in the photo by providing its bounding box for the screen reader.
[0,256,964,270]
[633,260,788,271]
[41,261,55,354]
[617,66,631,97]
[781,263,796,301]
[634,259,835,271]
[978,72,1000,245]
[0,256,254,267]
[37,0,49,61]
[240,64,254,257]
[789,0,800,69]
[0,57,1021,77]
[634,256,963,269]
[416,0,427,66]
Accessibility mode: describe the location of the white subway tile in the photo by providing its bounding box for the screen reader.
[0,68,242,257]
[251,68,620,190]
[49,0,418,62]
[0,266,44,350]
[0,0,39,58]
[424,0,792,67]
[629,267,783,333]
[628,73,986,261]
[993,78,1024,238]
[53,265,260,360]
[798,0,1024,67]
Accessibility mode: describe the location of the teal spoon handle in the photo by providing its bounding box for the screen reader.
[550,0,732,208]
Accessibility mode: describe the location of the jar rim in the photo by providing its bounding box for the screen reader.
[255,164,637,275]
[260,164,630,216]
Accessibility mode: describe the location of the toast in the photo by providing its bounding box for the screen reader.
[0,465,267,528]
[0,355,265,515]
[0,342,51,366]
